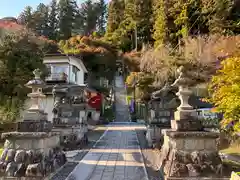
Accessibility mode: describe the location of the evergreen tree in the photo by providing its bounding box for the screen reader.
[152,0,168,47]
[18,6,35,29]
[134,0,153,44]
[58,0,78,40]
[96,0,107,35]
[120,0,136,48]
[48,0,58,40]
[33,3,49,37]
[152,0,206,48]
[79,0,99,35]
[202,0,239,35]
[105,0,125,36]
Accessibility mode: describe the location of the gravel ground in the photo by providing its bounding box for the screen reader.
[136,130,164,180]
[49,127,105,180]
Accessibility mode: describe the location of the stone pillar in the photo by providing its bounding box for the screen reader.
[1,69,66,178]
[159,66,224,180]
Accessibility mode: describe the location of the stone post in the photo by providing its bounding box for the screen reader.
[159,66,224,180]
[1,69,66,178]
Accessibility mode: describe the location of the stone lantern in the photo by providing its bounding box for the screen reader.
[24,68,47,122]
[1,69,66,178]
[158,66,224,179]
[170,66,202,131]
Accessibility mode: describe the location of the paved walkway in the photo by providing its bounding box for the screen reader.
[66,123,148,180]
[63,75,149,180]
[114,76,130,122]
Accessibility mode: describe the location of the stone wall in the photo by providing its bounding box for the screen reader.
[0,132,66,178]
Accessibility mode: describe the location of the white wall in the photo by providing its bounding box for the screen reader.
[44,56,87,86]
[69,57,85,85]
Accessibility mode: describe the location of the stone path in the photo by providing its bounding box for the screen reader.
[53,75,149,180]
[66,123,148,180]
[114,76,130,122]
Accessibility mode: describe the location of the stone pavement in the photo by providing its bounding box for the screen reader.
[114,76,130,122]
[66,123,148,180]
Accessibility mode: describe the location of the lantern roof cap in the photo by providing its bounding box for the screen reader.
[25,69,45,88]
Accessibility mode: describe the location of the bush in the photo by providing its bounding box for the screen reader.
[208,57,240,135]
[103,106,115,122]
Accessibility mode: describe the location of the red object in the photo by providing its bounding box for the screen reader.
[88,94,102,111]
[0,20,23,30]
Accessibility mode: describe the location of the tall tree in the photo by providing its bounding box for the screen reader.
[105,0,125,36]
[58,0,78,40]
[134,0,153,44]
[202,0,239,35]
[152,0,168,47]
[18,6,35,29]
[48,0,58,40]
[78,0,99,35]
[96,0,107,35]
[33,3,49,37]
[0,30,47,122]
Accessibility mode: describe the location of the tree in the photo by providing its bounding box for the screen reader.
[202,0,237,35]
[207,36,240,135]
[96,0,107,35]
[0,30,48,122]
[108,0,136,51]
[48,0,58,40]
[58,0,78,40]
[78,0,99,35]
[105,0,125,37]
[18,6,35,29]
[208,57,240,135]
[134,0,153,44]
[59,35,118,81]
[126,72,154,102]
[33,3,50,37]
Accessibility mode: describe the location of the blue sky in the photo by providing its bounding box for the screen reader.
[0,0,96,18]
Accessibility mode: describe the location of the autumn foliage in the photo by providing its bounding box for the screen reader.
[0,19,24,30]
[59,35,118,56]
[207,36,240,135]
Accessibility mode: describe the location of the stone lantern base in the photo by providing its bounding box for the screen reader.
[0,132,66,178]
[159,129,226,179]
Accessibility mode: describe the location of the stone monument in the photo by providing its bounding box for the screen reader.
[1,69,66,178]
[51,84,88,151]
[159,66,224,180]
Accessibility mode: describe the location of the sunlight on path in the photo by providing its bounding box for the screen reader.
[66,123,148,180]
